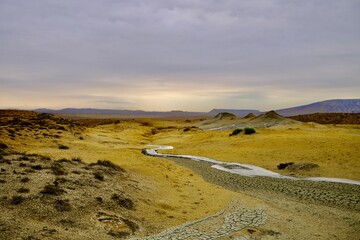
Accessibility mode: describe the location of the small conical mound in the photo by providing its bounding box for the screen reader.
[253,110,284,121]
[214,112,237,120]
[263,110,282,119]
[244,113,256,119]
[248,110,299,128]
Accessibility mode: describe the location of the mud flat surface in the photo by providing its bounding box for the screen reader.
[139,152,360,239]
[164,158,360,239]
[132,202,267,240]
[168,157,360,211]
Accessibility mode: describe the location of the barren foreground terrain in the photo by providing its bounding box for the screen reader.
[0,110,359,239]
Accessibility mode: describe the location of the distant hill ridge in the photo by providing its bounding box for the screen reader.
[34,108,206,117]
[276,99,360,116]
[211,99,360,117]
[34,99,359,117]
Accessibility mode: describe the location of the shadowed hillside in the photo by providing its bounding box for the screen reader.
[0,110,84,141]
[289,113,360,124]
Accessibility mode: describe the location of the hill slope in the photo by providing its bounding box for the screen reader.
[34,108,207,118]
[276,99,360,116]
[33,99,360,118]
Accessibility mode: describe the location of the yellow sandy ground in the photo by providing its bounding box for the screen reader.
[5,119,360,234]
[153,122,360,180]
[5,121,252,231]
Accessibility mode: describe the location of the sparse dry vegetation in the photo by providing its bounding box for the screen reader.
[244,127,256,134]
[0,110,359,240]
[58,144,69,150]
[229,128,242,136]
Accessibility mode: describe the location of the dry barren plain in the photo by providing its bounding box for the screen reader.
[0,110,359,239]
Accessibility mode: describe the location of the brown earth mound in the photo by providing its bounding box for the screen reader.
[0,110,84,141]
[0,150,145,239]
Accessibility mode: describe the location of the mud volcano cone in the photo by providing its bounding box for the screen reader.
[255,110,284,120]
[244,113,256,119]
[214,112,237,120]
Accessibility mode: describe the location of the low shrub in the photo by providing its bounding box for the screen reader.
[122,219,139,232]
[229,129,242,136]
[108,231,130,238]
[58,144,69,150]
[244,128,256,134]
[0,159,11,164]
[277,162,294,170]
[17,187,30,193]
[40,184,65,196]
[72,157,82,163]
[20,177,30,183]
[111,194,135,210]
[53,177,67,185]
[54,199,71,211]
[183,127,191,132]
[31,165,43,170]
[58,158,70,163]
[20,156,30,161]
[19,162,27,167]
[51,163,67,175]
[41,156,51,161]
[7,129,15,135]
[11,195,23,205]
[93,160,126,172]
[0,143,8,149]
[94,172,104,181]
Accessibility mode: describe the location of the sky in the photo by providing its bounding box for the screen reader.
[0,0,359,111]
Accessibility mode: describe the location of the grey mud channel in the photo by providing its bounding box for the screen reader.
[135,146,360,240]
[143,146,360,211]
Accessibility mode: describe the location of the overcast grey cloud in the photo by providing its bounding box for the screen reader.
[0,0,359,111]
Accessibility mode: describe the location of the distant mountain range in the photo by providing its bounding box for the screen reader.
[34,108,206,117]
[210,99,360,117]
[34,99,360,117]
[275,99,360,116]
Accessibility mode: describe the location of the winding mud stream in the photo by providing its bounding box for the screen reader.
[143,145,360,186]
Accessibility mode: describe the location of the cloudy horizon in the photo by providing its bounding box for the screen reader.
[1,0,359,111]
